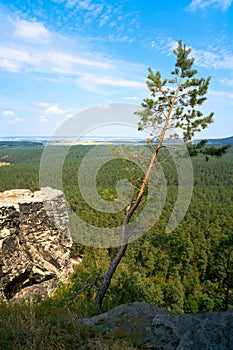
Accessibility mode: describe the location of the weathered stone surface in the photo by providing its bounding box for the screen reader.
[82,302,233,349]
[151,307,233,349]
[0,187,73,300]
[83,302,158,348]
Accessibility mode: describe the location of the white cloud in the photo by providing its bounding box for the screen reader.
[66,113,74,118]
[192,48,233,70]
[46,51,112,71]
[150,41,155,49]
[0,16,146,95]
[0,45,40,65]
[187,0,232,11]
[15,117,24,122]
[13,20,51,42]
[0,14,147,101]
[38,102,51,108]
[65,0,111,28]
[3,110,15,116]
[160,39,233,71]
[0,44,112,75]
[220,78,233,86]
[0,59,20,72]
[99,14,110,27]
[39,115,49,122]
[39,102,66,115]
[148,37,178,56]
[46,105,66,115]
[63,0,138,43]
[66,0,88,8]
[79,73,145,89]
[122,96,140,101]
[209,90,233,99]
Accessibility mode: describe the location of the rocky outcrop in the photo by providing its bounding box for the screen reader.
[82,302,233,349]
[0,187,73,300]
[151,307,233,349]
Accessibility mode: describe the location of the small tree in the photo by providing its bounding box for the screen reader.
[80,40,228,310]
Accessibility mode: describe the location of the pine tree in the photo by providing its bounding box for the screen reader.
[93,40,228,309]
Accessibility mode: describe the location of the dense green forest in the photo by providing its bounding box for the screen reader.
[0,143,233,315]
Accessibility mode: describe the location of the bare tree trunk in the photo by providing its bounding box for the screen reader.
[94,238,128,309]
[94,146,159,310]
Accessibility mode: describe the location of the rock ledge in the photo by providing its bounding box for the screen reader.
[82,302,233,349]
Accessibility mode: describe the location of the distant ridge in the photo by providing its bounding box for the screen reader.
[206,136,233,145]
[1,135,233,145]
[0,141,43,147]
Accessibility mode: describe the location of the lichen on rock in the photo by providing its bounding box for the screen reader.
[82,302,233,349]
[0,187,73,300]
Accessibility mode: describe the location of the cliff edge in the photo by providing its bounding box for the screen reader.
[0,187,72,300]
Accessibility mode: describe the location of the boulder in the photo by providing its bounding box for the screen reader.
[0,187,73,300]
[82,302,233,349]
[83,302,158,348]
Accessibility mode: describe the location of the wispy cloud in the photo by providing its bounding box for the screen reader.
[39,116,49,122]
[46,51,112,71]
[0,44,111,75]
[154,38,233,71]
[220,78,233,86]
[149,36,177,55]
[192,48,233,70]
[187,0,232,11]
[209,90,233,99]
[56,0,140,43]
[6,115,25,124]
[122,96,140,101]
[66,0,103,14]
[0,59,20,72]
[0,17,145,92]
[0,45,41,69]
[78,73,145,91]
[5,0,140,43]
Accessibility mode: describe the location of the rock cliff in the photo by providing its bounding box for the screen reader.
[82,302,233,349]
[0,187,72,300]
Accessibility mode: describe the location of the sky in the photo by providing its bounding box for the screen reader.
[0,0,233,138]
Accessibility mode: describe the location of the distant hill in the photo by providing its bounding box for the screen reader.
[206,136,233,145]
[0,141,43,148]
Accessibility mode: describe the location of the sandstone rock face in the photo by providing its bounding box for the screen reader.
[0,187,73,300]
[82,302,233,349]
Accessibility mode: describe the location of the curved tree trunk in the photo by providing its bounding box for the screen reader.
[94,74,183,310]
[94,240,128,309]
[94,194,144,309]
[94,146,161,309]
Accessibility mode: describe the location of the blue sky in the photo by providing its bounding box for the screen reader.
[0,0,233,138]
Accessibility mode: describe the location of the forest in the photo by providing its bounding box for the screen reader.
[0,142,233,315]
